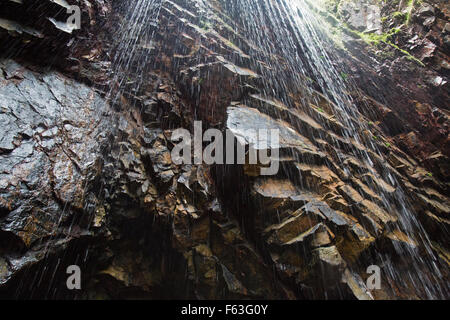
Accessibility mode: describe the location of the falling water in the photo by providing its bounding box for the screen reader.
[11,0,166,299]
[220,0,448,298]
[108,0,164,106]
[12,0,447,299]
[99,0,448,298]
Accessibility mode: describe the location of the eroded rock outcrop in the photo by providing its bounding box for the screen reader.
[0,0,448,300]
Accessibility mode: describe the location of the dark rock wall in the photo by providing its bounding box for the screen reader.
[0,0,448,299]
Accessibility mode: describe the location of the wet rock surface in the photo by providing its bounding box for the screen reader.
[0,0,448,299]
[0,58,117,291]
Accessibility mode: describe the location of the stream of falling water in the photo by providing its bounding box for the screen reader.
[223,0,448,298]
[15,0,166,299]
[107,0,164,106]
[102,0,447,298]
[22,0,447,299]
[288,0,447,299]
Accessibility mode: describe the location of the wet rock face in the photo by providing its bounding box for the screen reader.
[0,0,112,85]
[0,59,117,291]
[0,0,449,300]
[323,0,450,169]
[338,0,382,33]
